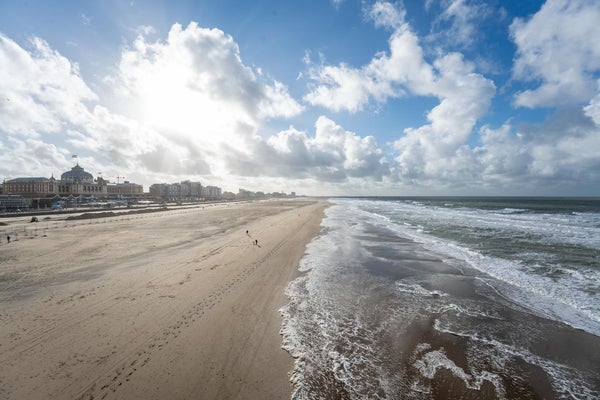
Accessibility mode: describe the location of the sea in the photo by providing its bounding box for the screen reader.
[281,197,600,399]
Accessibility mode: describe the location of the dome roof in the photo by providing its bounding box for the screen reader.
[61,164,94,183]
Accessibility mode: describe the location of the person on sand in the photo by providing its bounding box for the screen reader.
[255,239,258,245]
[246,230,249,235]
[7,235,10,244]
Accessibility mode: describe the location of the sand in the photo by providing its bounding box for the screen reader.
[0,199,326,400]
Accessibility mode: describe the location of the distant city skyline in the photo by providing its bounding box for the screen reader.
[1,0,599,196]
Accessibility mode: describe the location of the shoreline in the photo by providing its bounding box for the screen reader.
[278,198,600,398]
[0,199,327,400]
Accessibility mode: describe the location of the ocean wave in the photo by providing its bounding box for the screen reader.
[432,321,599,399]
[335,198,600,337]
[495,207,527,214]
[396,282,447,298]
[412,347,506,398]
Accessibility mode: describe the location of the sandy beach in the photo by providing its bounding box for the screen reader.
[0,199,326,400]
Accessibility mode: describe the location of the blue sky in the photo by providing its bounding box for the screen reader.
[1,0,599,195]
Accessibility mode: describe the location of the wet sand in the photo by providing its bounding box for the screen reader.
[0,199,326,400]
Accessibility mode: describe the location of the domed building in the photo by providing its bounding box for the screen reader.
[56,164,143,198]
[57,163,103,196]
[60,164,94,184]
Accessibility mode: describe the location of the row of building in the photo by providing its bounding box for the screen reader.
[0,164,224,210]
[149,182,222,201]
[1,163,294,211]
[2,164,144,197]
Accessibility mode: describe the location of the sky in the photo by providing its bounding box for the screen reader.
[0,0,599,196]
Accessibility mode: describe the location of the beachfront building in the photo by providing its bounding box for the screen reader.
[168,183,180,199]
[149,183,169,198]
[106,181,144,197]
[235,189,292,200]
[3,177,58,198]
[3,164,143,202]
[150,181,207,202]
[181,181,203,200]
[57,164,142,198]
[237,188,255,199]
[202,185,222,200]
[149,182,180,202]
[222,191,236,200]
[191,181,202,198]
[57,164,105,196]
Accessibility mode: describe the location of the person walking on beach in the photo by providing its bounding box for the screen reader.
[6,235,10,244]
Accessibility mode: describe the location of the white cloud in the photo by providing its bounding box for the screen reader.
[430,0,492,49]
[305,3,434,112]
[304,63,397,112]
[331,0,346,10]
[1,24,396,192]
[0,33,97,137]
[510,0,600,108]
[367,1,406,30]
[135,25,155,36]
[0,29,220,183]
[474,108,600,192]
[583,80,600,125]
[306,1,496,114]
[393,52,495,180]
[389,104,600,195]
[80,13,91,26]
[368,25,436,96]
[305,2,497,187]
[0,136,71,179]
[2,7,598,195]
[299,1,599,194]
[114,22,303,131]
[107,21,308,179]
[223,116,389,182]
